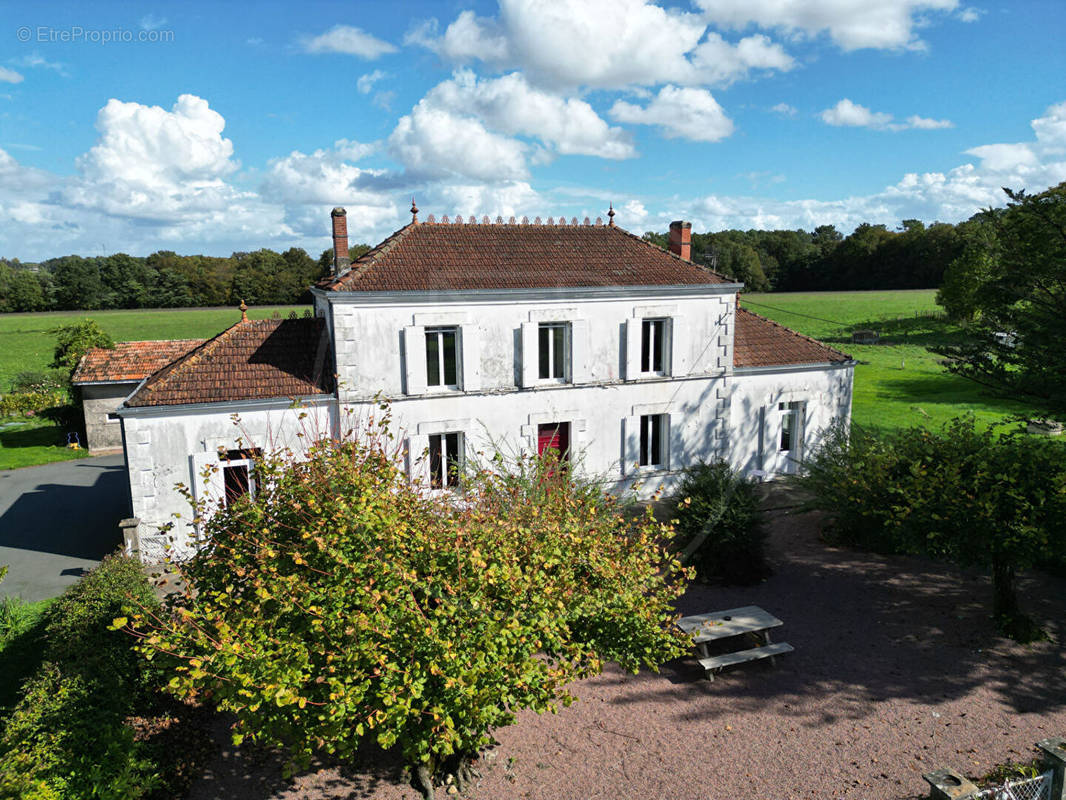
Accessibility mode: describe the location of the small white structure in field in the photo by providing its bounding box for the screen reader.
[115,206,855,561]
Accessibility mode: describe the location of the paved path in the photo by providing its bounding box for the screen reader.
[0,454,126,602]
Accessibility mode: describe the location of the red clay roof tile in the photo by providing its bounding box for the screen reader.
[319,221,731,292]
[72,340,205,384]
[124,317,333,408]
[733,306,852,368]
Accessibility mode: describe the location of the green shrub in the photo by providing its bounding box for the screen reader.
[800,417,1066,639]
[49,319,113,375]
[0,556,164,798]
[130,427,689,795]
[0,390,67,419]
[9,371,69,395]
[669,461,768,584]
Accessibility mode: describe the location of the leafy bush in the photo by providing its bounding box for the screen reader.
[0,390,67,419]
[800,417,1066,640]
[0,556,163,799]
[130,425,689,797]
[9,370,69,395]
[668,461,768,584]
[49,319,113,375]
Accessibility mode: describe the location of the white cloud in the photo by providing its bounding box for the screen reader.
[388,103,530,182]
[820,98,952,131]
[139,14,167,31]
[261,140,385,206]
[679,101,1066,233]
[423,70,636,159]
[12,52,66,74]
[770,102,798,117]
[0,67,24,84]
[690,32,794,85]
[610,85,735,142]
[906,115,954,130]
[356,70,387,94]
[694,0,959,51]
[820,98,895,129]
[66,94,250,222]
[407,0,792,90]
[405,12,510,63]
[300,25,397,59]
[957,6,983,22]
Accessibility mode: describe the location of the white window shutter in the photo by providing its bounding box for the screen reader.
[461,326,481,391]
[403,325,426,395]
[189,452,222,515]
[665,413,679,471]
[624,319,642,380]
[520,322,539,387]
[670,315,689,377]
[406,434,430,485]
[622,415,640,475]
[570,319,589,383]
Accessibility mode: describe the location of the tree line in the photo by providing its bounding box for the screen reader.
[645,218,971,292]
[0,244,370,313]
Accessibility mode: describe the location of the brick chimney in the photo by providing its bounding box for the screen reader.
[668,220,691,261]
[331,207,350,275]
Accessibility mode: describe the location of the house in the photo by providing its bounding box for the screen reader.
[114,206,854,562]
[72,339,205,452]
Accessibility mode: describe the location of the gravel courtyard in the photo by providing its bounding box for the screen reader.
[189,504,1066,800]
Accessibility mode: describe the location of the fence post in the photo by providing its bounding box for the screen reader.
[119,517,141,560]
[922,768,979,799]
[1038,737,1066,800]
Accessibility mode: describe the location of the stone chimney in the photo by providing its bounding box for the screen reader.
[331,207,350,275]
[668,220,691,261]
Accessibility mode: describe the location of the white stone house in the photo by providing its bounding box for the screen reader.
[115,206,854,561]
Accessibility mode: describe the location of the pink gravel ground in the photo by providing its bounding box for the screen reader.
[189,506,1066,800]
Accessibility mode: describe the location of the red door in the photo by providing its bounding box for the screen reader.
[537,422,570,463]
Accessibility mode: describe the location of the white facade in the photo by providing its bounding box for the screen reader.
[119,398,333,561]
[118,272,853,561]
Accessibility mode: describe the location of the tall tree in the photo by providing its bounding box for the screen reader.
[936,183,1066,415]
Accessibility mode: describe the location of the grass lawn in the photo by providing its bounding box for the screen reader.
[741,289,1039,431]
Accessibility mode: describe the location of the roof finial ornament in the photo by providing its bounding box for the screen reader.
[607,203,615,227]
[239,299,248,322]
[410,197,419,224]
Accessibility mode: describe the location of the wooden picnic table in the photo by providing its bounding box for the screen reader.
[677,605,793,680]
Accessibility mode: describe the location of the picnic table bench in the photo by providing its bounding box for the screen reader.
[677,605,793,680]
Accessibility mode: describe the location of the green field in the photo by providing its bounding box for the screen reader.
[0,305,303,469]
[0,293,1037,469]
[741,290,1037,431]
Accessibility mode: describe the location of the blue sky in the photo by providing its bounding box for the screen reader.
[1,0,1064,260]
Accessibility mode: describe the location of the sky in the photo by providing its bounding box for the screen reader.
[0,0,1064,260]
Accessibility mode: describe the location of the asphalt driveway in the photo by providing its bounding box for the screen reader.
[0,454,127,602]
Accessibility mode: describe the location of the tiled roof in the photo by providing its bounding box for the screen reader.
[124,317,333,408]
[72,340,205,384]
[320,220,731,292]
[733,306,852,368]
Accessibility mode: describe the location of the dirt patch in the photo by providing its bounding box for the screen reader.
[186,507,1066,800]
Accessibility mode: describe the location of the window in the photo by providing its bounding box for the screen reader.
[425,326,459,388]
[779,402,802,452]
[641,318,668,374]
[538,322,569,380]
[428,432,463,489]
[220,448,259,506]
[537,422,570,460]
[639,414,667,468]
